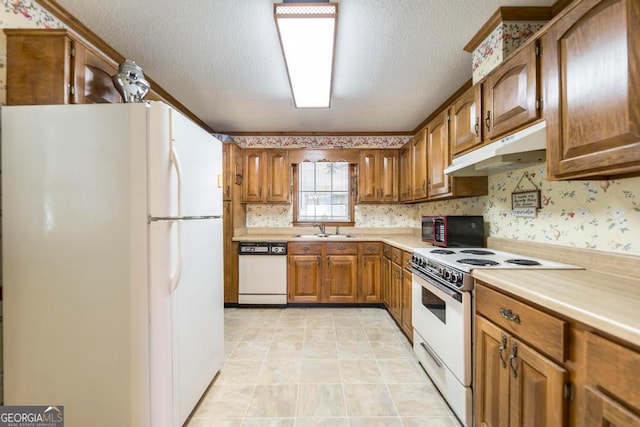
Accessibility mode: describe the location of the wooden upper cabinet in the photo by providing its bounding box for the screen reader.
[242,149,290,203]
[242,150,264,202]
[358,150,398,203]
[399,144,412,202]
[543,0,640,179]
[266,150,291,203]
[5,29,121,106]
[451,84,483,156]
[411,129,428,200]
[483,42,540,140]
[427,110,451,198]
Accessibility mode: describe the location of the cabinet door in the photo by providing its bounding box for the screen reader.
[288,255,322,303]
[222,201,238,303]
[411,130,428,200]
[508,337,567,427]
[427,110,451,198]
[585,386,640,427]
[72,42,121,104]
[5,30,71,105]
[399,144,412,202]
[359,254,381,303]
[451,84,483,156]
[242,150,264,202]
[543,0,640,179]
[381,257,391,308]
[389,263,403,322]
[475,316,510,427]
[379,150,399,202]
[266,150,290,203]
[483,42,540,140]
[400,270,412,339]
[358,150,378,202]
[325,255,358,303]
[222,144,233,201]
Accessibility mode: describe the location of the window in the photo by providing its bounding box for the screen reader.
[293,161,354,225]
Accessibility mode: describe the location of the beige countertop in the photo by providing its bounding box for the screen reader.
[232,229,434,253]
[472,268,640,349]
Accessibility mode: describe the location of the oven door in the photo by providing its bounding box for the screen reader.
[411,272,471,386]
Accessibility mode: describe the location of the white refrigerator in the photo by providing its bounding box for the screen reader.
[1,102,224,427]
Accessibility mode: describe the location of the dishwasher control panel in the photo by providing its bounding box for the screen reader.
[238,241,288,255]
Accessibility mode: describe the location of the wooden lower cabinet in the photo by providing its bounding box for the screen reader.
[584,332,640,426]
[400,268,412,338]
[325,255,358,303]
[475,315,567,427]
[389,262,403,323]
[381,256,391,307]
[359,243,382,303]
[288,254,322,303]
[475,280,640,427]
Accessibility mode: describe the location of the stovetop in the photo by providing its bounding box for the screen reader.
[409,247,583,292]
[414,247,582,272]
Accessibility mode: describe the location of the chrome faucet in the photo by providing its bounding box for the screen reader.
[314,223,326,235]
[335,226,340,235]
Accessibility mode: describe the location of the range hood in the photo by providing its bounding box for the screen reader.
[445,121,547,177]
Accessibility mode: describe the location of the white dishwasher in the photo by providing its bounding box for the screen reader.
[238,241,288,305]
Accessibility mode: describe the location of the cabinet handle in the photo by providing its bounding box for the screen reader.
[485,111,491,131]
[302,246,310,251]
[338,245,346,250]
[422,180,426,191]
[367,246,376,251]
[498,335,507,368]
[474,117,480,135]
[509,343,518,378]
[499,307,521,323]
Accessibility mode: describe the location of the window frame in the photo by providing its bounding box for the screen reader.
[292,162,356,226]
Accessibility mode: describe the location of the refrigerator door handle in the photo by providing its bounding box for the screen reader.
[170,137,184,217]
[170,219,183,292]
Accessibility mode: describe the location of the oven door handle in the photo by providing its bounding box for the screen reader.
[419,341,443,368]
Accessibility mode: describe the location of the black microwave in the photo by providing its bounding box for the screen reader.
[422,215,484,247]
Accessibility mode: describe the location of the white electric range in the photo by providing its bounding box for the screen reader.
[408,247,582,426]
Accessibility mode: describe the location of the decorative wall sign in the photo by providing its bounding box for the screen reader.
[511,172,541,217]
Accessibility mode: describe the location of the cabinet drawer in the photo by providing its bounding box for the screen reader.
[289,242,323,255]
[475,283,566,362]
[390,247,402,265]
[402,251,412,270]
[359,242,381,255]
[382,243,393,259]
[326,242,358,255]
[586,332,640,410]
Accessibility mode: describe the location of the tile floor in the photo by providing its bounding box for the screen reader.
[186,307,461,426]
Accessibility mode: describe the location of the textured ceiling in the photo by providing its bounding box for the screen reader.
[54,0,555,133]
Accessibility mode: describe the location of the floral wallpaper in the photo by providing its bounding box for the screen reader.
[247,161,640,256]
[0,0,65,104]
[232,135,411,149]
[472,21,545,84]
[484,163,640,255]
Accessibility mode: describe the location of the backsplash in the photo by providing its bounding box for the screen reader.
[246,161,640,255]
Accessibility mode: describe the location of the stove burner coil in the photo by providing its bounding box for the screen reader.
[457,258,500,266]
[430,249,455,255]
[505,259,541,266]
[460,249,495,256]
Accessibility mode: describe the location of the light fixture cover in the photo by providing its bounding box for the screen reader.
[274,2,338,109]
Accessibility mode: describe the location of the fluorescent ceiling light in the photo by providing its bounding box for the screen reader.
[274,2,338,109]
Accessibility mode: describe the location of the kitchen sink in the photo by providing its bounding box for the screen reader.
[295,234,352,238]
